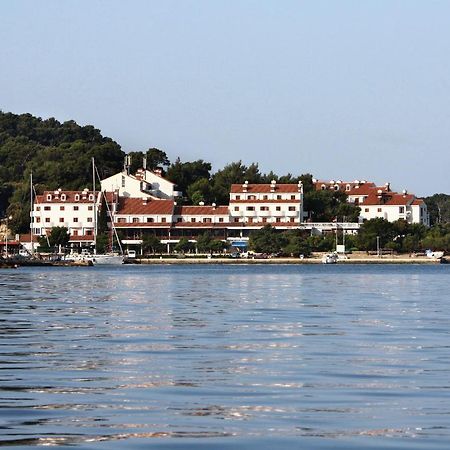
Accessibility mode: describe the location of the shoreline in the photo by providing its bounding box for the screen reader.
[130,256,443,265]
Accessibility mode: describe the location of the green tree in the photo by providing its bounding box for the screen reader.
[146,148,170,170]
[249,225,287,254]
[357,218,396,251]
[166,158,212,198]
[282,230,312,257]
[47,226,70,248]
[174,237,194,253]
[142,234,164,254]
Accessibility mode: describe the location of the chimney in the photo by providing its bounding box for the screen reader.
[270,179,276,192]
[212,202,216,210]
[143,197,148,205]
[242,180,248,192]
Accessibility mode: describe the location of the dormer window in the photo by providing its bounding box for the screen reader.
[321,185,326,190]
[89,194,94,201]
[61,194,66,201]
[346,184,351,191]
[46,194,52,201]
[75,194,80,201]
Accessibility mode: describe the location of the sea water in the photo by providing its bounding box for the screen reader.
[0,264,449,449]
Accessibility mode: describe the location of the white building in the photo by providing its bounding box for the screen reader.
[358,190,429,226]
[33,188,99,246]
[229,180,304,225]
[101,168,181,200]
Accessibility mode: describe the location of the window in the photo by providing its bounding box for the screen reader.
[263,195,268,200]
[234,206,239,211]
[218,218,224,223]
[203,218,212,223]
[117,218,126,223]
[288,206,296,211]
[46,194,52,201]
[262,218,267,223]
[132,218,139,223]
[45,218,50,223]
[235,195,240,200]
[276,206,281,211]
[246,206,255,211]
[61,194,66,201]
[75,194,80,201]
[248,195,256,200]
[44,206,51,211]
[36,217,41,223]
[147,217,154,223]
[86,230,93,235]
[377,208,382,213]
[87,217,93,222]
[234,218,239,222]
[36,206,41,211]
[191,218,196,223]
[260,206,269,211]
[365,208,369,212]
[276,218,281,223]
[290,218,295,222]
[121,175,126,187]
[277,195,282,200]
[161,218,166,223]
[291,195,296,200]
[334,185,339,191]
[73,206,79,211]
[321,185,326,190]
[346,184,351,191]
[73,218,78,223]
[89,194,94,201]
[88,206,93,211]
[60,206,65,211]
[59,218,64,223]
[177,218,182,223]
[73,230,78,236]
[399,206,405,214]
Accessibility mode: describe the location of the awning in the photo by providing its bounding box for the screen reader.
[230,241,248,248]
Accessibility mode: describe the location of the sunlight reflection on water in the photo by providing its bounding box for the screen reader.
[0,264,449,449]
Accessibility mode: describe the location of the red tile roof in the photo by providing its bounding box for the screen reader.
[230,184,300,193]
[36,190,97,204]
[346,184,387,196]
[116,198,174,215]
[362,193,415,206]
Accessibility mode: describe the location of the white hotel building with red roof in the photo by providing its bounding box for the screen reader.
[313,179,429,226]
[29,169,428,252]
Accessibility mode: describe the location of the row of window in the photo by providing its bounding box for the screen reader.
[35,217,93,223]
[234,194,298,200]
[363,207,406,213]
[36,205,93,212]
[46,194,94,202]
[234,206,297,212]
[114,217,297,224]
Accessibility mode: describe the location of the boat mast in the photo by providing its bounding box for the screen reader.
[92,157,97,254]
[30,170,34,256]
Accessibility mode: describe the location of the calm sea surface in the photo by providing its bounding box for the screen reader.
[0,264,449,449]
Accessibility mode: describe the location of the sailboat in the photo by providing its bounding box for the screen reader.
[91,158,124,265]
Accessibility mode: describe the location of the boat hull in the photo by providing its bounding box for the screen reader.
[92,254,124,265]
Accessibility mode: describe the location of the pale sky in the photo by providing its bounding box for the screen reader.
[2,0,449,196]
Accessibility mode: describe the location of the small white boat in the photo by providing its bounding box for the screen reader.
[322,253,338,264]
[92,254,124,265]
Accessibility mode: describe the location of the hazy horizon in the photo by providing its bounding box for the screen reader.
[2,0,450,196]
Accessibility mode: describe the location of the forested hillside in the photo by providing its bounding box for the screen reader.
[0,112,125,232]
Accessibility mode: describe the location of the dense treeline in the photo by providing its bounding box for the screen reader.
[1,111,448,246]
